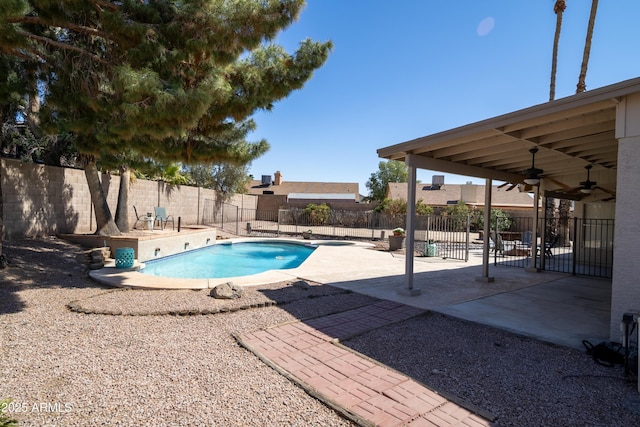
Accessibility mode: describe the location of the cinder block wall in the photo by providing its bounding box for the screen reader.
[1,158,257,239]
[2,159,94,237]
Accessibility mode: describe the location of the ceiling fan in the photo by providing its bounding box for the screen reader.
[496,148,545,191]
[561,165,616,201]
[523,147,543,186]
[579,165,596,194]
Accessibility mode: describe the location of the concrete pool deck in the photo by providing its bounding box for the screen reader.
[89,236,611,350]
[88,238,378,289]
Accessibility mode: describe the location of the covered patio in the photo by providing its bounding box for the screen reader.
[377,76,640,343]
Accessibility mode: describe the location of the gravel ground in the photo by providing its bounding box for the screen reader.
[1,237,640,427]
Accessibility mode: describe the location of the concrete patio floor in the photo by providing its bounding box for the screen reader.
[292,243,612,351]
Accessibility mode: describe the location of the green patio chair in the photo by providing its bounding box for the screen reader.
[154,207,175,230]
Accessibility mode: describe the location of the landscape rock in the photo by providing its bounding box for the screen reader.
[89,262,105,270]
[210,282,244,299]
[88,248,109,260]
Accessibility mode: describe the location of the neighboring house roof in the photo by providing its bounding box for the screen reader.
[387,182,533,208]
[247,178,360,201]
[288,193,357,201]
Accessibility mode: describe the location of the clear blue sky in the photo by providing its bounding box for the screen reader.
[247,0,640,194]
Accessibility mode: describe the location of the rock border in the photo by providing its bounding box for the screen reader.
[65,282,355,317]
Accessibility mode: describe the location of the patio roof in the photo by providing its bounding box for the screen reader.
[378,76,640,201]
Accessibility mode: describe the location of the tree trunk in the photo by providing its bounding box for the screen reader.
[0,160,5,268]
[25,91,41,136]
[544,197,557,242]
[84,160,122,236]
[549,0,566,101]
[576,0,599,93]
[115,165,131,232]
[558,199,571,247]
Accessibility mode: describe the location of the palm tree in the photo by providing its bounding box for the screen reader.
[549,0,567,101]
[576,0,599,93]
[548,1,568,246]
[549,1,574,247]
[546,1,600,248]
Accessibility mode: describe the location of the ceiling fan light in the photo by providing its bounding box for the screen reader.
[580,187,592,194]
[524,177,540,185]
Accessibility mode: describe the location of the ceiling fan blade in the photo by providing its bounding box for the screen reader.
[589,191,616,202]
[594,186,616,196]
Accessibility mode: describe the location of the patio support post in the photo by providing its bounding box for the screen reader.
[477,178,494,282]
[400,155,420,296]
[611,93,640,356]
[527,184,541,272]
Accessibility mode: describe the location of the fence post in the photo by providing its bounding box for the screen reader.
[235,205,239,235]
[371,215,375,240]
[426,216,430,244]
[277,209,282,236]
[572,217,578,276]
[465,214,470,262]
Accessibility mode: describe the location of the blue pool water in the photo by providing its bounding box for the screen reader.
[141,241,316,279]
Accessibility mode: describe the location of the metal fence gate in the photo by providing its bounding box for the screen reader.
[492,216,614,278]
[413,215,471,261]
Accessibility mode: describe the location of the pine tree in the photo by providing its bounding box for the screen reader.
[1,1,332,235]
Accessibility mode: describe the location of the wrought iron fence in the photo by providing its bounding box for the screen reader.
[491,216,613,278]
[203,201,472,261]
[202,200,611,277]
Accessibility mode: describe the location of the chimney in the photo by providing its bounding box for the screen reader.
[460,181,478,203]
[274,171,283,186]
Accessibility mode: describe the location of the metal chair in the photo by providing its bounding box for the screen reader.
[544,234,560,258]
[490,231,504,255]
[154,207,175,230]
[132,206,148,230]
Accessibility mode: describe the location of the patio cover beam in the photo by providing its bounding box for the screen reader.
[405,153,523,183]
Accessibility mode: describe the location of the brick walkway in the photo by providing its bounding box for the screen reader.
[236,301,495,426]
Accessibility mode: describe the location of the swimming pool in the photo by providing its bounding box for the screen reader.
[141,241,316,279]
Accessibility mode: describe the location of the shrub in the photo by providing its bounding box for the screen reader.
[304,203,330,225]
[475,208,513,231]
[416,199,434,215]
[442,201,470,231]
[375,198,433,216]
[385,199,406,216]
